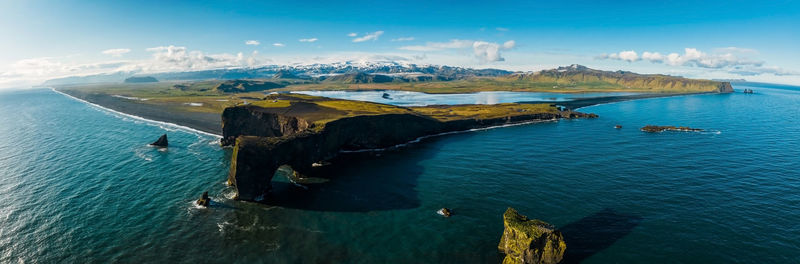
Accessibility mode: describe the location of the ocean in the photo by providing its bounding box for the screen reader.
[0,83,798,263]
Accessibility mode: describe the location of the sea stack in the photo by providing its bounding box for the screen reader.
[150,134,168,147]
[196,191,210,207]
[498,208,566,264]
[438,208,453,217]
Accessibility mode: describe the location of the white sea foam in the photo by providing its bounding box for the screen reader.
[52,88,222,138]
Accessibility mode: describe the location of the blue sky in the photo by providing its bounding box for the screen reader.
[1,0,799,87]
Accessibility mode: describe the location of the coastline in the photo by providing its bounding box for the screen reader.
[54,88,710,141]
[519,92,714,110]
[52,88,223,138]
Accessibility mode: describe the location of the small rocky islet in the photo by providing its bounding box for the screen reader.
[640,125,703,133]
[498,208,566,264]
[196,191,211,207]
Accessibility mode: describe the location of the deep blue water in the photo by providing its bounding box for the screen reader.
[0,85,798,263]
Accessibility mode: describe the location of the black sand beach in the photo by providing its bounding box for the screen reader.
[57,89,222,135]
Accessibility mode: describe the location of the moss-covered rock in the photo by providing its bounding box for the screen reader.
[498,208,566,264]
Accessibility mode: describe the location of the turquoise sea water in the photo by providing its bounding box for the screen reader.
[0,84,798,263]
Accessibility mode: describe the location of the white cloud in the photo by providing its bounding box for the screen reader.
[598,50,639,62]
[596,47,797,77]
[299,38,318,42]
[502,40,515,49]
[347,32,357,37]
[398,39,474,51]
[399,39,515,62]
[391,37,415,42]
[245,40,260,46]
[352,31,384,42]
[141,45,263,72]
[641,51,664,63]
[101,48,131,57]
[273,43,285,47]
[496,27,509,32]
[617,50,639,62]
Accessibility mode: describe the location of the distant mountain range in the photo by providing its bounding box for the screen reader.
[41,62,730,94]
[42,62,512,86]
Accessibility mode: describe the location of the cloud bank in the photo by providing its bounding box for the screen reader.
[597,47,795,76]
[399,39,515,62]
[299,38,318,42]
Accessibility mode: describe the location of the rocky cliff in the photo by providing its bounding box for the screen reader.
[498,208,566,264]
[221,106,311,146]
[222,99,597,201]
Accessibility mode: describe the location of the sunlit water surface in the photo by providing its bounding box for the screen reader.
[0,84,798,263]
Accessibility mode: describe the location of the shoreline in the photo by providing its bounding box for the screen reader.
[55,88,710,141]
[519,92,713,110]
[52,88,223,138]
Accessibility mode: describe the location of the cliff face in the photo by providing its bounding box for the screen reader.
[223,104,596,201]
[718,82,734,93]
[498,208,566,264]
[221,106,310,146]
[228,113,443,200]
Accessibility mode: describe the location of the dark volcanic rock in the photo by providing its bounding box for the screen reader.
[196,191,210,207]
[718,82,734,93]
[498,208,566,264]
[641,125,703,133]
[150,134,168,147]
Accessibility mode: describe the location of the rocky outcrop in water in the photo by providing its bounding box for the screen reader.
[718,82,734,93]
[438,208,452,217]
[196,191,210,207]
[640,125,703,133]
[150,134,168,147]
[498,208,566,264]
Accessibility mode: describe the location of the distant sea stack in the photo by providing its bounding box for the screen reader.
[498,208,566,264]
[150,134,168,147]
[124,76,159,83]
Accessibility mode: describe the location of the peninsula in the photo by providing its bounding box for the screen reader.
[51,64,733,200]
[221,93,596,200]
[54,64,732,136]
